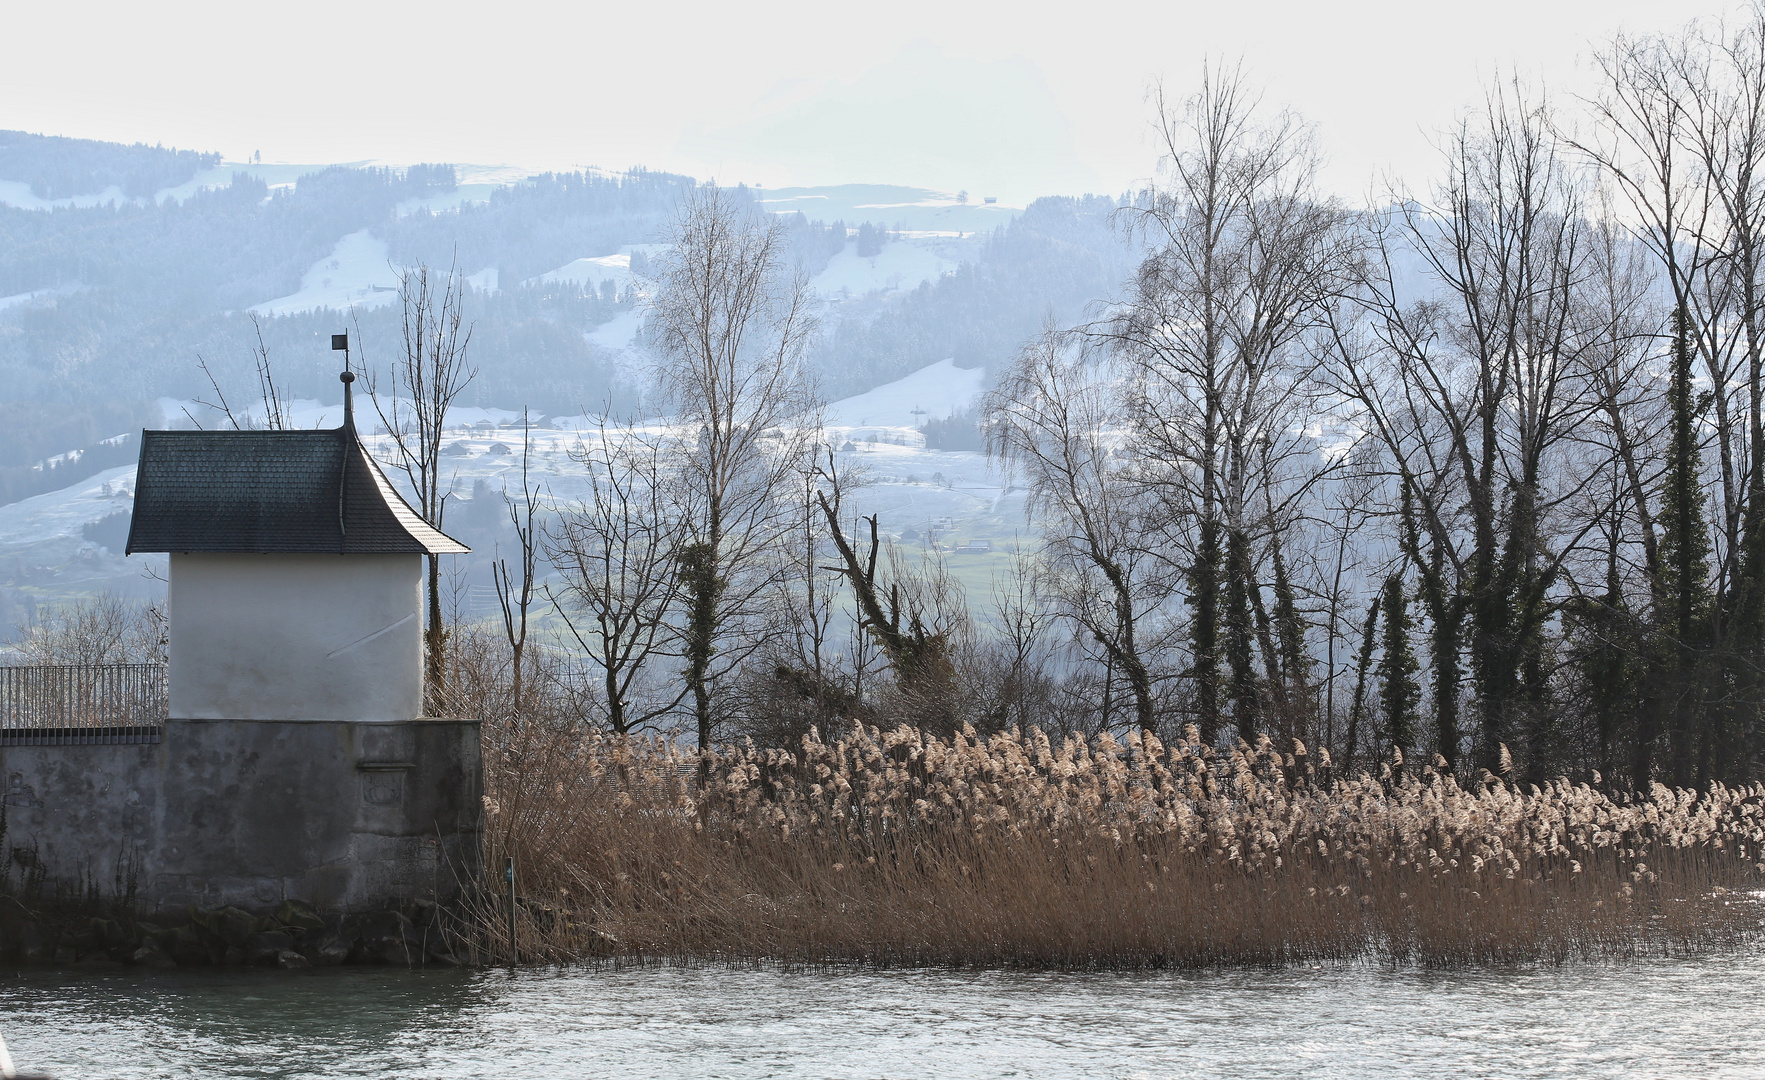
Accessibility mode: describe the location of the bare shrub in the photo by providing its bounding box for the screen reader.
[13,594,166,665]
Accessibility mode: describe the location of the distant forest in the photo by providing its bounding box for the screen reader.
[812,194,1134,398]
[0,131,219,199]
[0,133,1130,494]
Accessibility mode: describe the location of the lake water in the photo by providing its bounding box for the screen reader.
[4,954,1764,1079]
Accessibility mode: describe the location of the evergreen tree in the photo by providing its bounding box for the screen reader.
[1653,305,1714,789]
[1570,511,1634,788]
[1378,574,1421,761]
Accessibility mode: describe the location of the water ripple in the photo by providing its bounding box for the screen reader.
[3,955,1762,1079]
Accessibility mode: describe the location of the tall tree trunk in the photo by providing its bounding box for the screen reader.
[1346,596,1381,773]
[1402,488,1461,772]
[1191,518,1222,746]
[1270,536,1312,740]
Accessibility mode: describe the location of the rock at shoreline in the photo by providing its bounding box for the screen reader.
[245,931,296,965]
[129,941,177,969]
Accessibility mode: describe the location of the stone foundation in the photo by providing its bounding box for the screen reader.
[0,718,481,915]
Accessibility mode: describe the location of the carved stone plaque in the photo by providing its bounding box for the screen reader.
[357,762,413,807]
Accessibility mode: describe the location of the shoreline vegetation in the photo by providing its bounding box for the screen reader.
[0,710,1760,971]
[461,716,1765,970]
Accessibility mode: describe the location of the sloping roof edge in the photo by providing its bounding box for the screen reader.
[124,425,470,556]
[353,439,469,555]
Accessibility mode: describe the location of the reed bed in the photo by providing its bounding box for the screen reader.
[465,722,1765,969]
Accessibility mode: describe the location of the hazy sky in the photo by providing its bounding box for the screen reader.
[0,0,1735,203]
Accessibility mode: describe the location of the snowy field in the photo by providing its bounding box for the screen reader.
[758,184,1020,234]
[0,359,1014,609]
[0,285,79,313]
[811,236,963,300]
[241,218,954,328]
[250,230,402,317]
[827,358,982,429]
[533,254,637,295]
[0,179,140,212]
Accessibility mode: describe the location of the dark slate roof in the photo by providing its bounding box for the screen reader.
[125,426,468,555]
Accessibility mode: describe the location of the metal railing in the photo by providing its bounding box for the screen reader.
[0,663,167,745]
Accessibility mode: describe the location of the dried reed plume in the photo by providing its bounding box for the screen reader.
[460,719,1764,969]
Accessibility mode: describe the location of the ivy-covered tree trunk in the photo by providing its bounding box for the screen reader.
[1724,384,1765,787]
[1656,306,1713,789]
[1345,596,1381,772]
[426,553,444,710]
[1267,534,1313,746]
[1505,484,1556,786]
[1469,534,1515,772]
[1400,485,1462,772]
[1223,526,1261,739]
[678,539,725,767]
[1583,526,1634,788]
[1377,574,1420,762]
[1190,517,1222,746]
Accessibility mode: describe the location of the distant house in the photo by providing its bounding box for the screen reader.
[953,540,993,554]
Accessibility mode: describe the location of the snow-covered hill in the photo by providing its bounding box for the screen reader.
[826,358,983,430]
[250,230,504,317]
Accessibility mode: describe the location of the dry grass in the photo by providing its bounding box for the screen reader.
[458,720,1765,969]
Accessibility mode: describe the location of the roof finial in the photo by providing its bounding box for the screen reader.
[332,333,354,431]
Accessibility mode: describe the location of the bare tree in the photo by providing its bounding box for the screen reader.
[547,419,690,735]
[987,331,1171,734]
[363,263,477,698]
[1326,81,1604,777]
[647,185,820,754]
[189,314,292,430]
[813,448,964,727]
[736,462,861,744]
[1101,66,1352,744]
[1578,10,1765,786]
[783,468,845,696]
[1315,449,1384,754]
[493,411,541,719]
[975,545,1063,735]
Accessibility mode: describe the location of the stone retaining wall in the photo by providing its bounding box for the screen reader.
[0,718,481,915]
